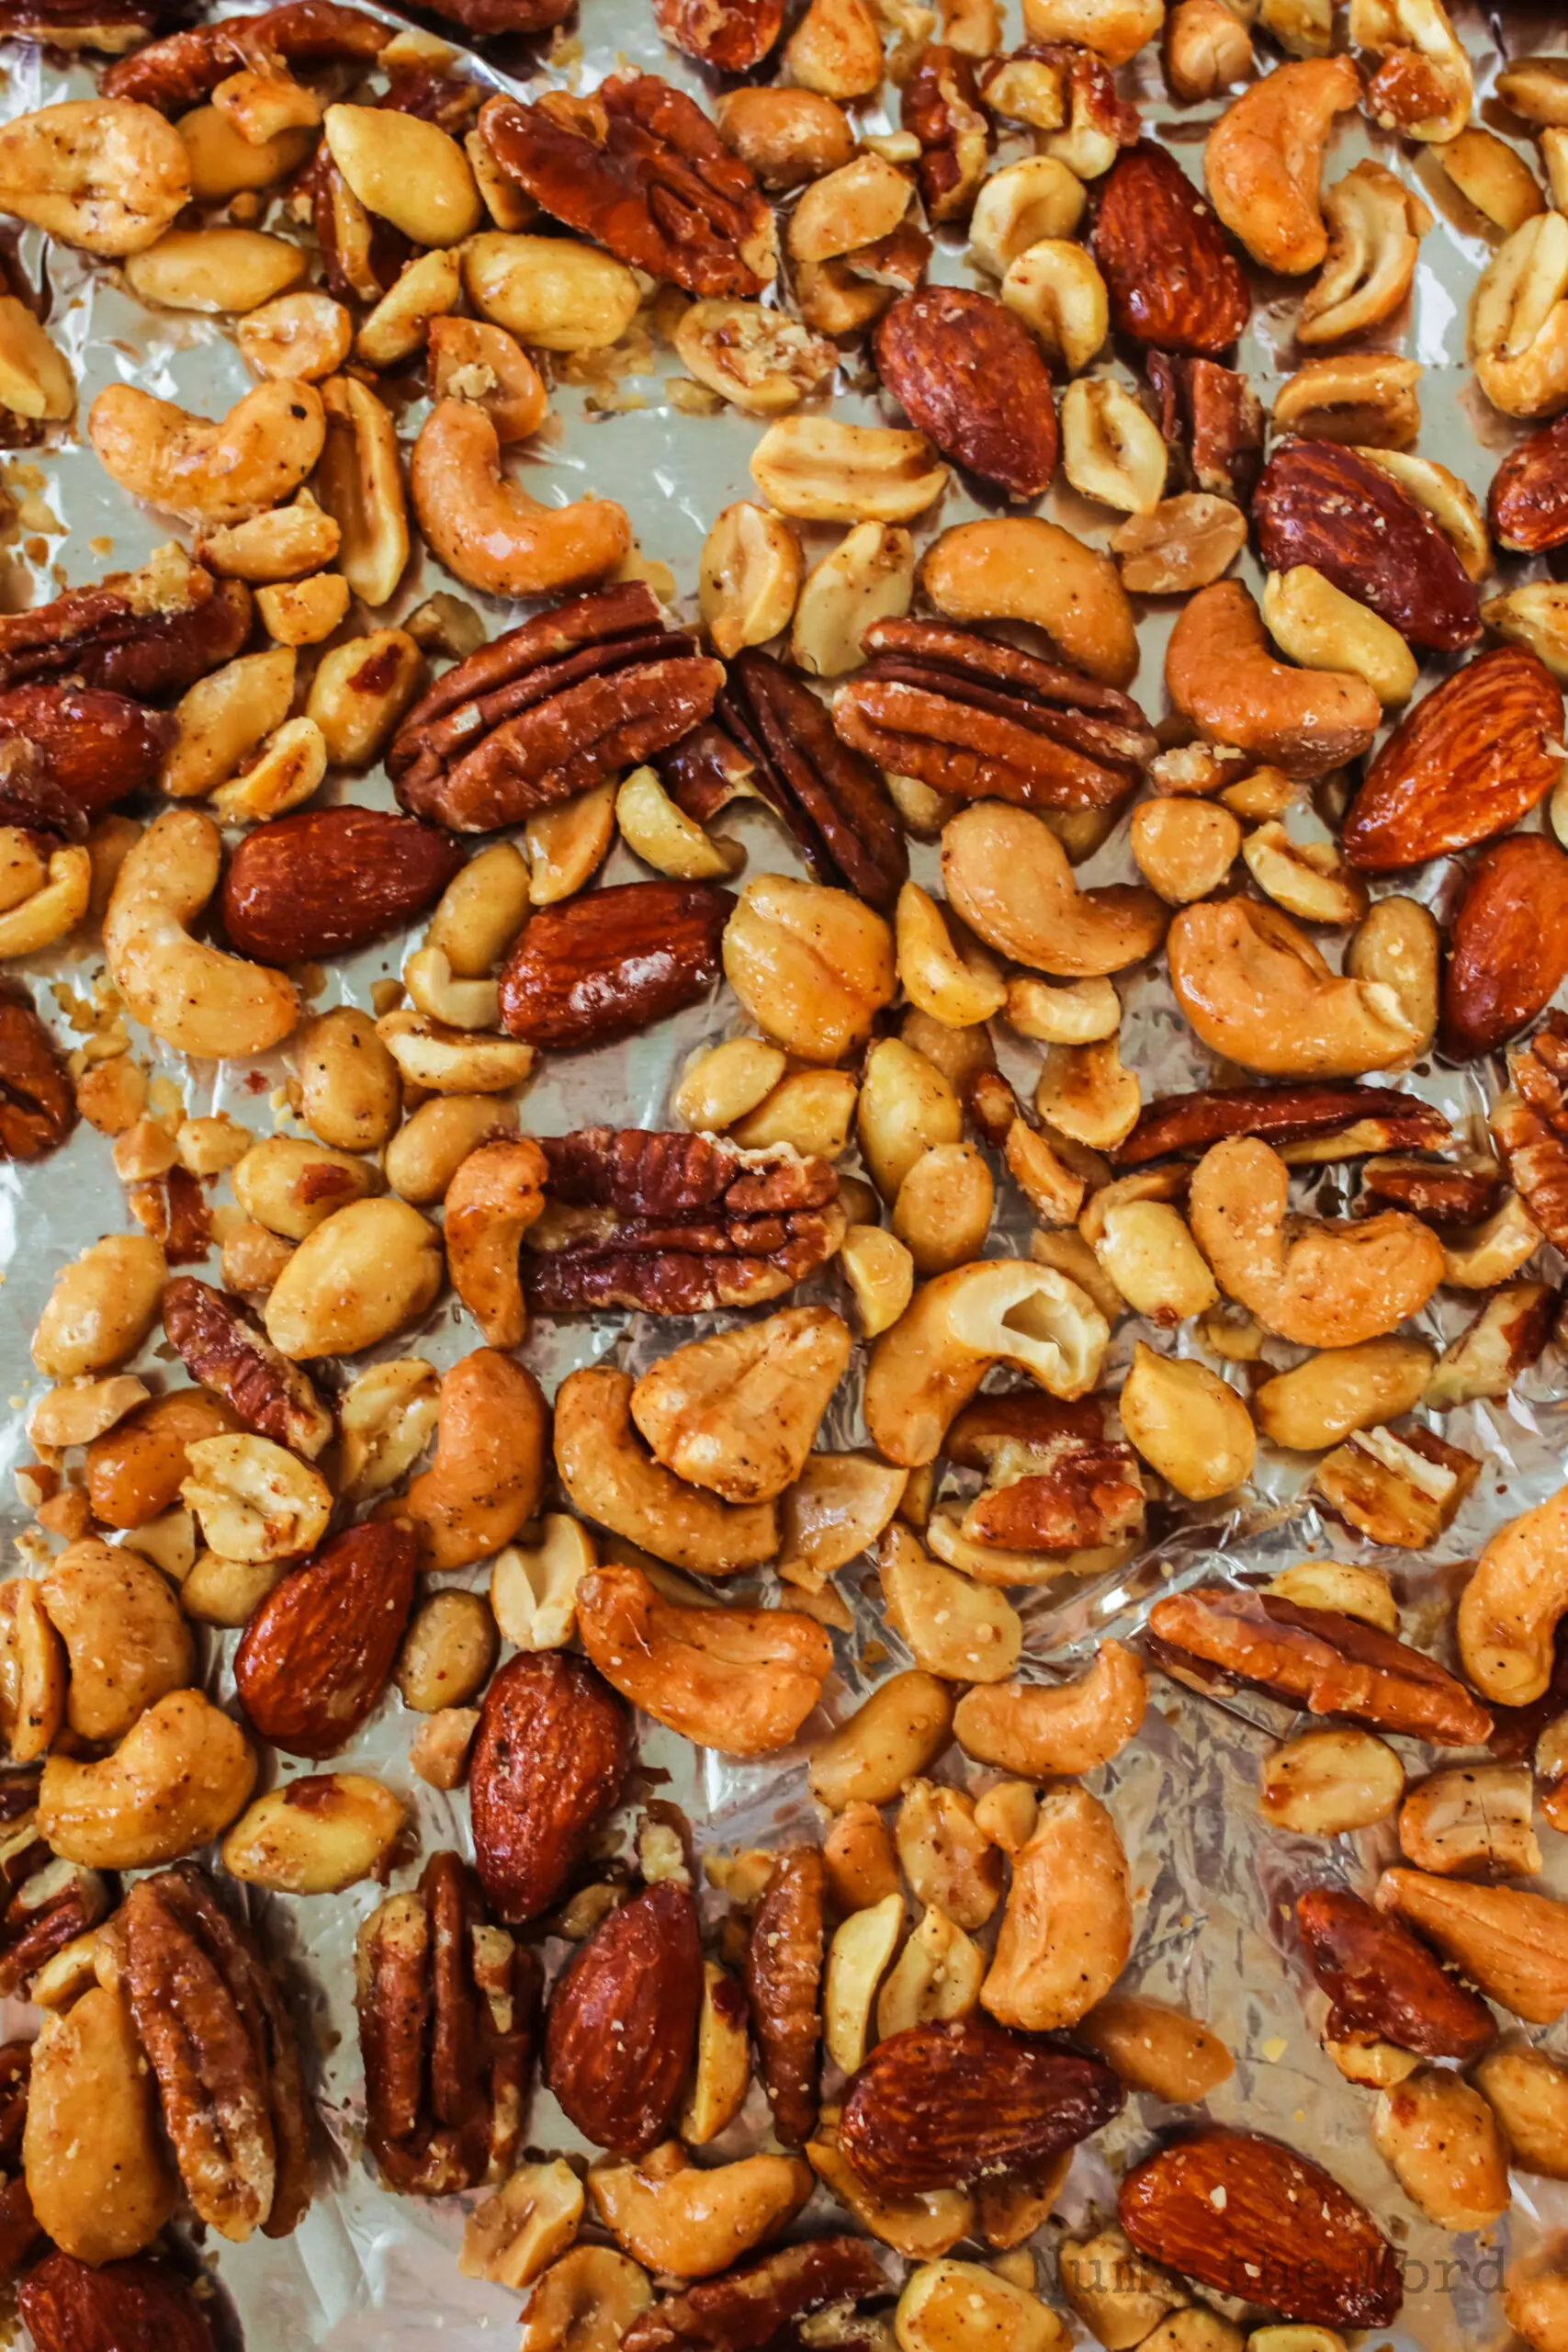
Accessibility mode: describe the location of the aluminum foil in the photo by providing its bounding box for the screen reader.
[0,0,1562,2343]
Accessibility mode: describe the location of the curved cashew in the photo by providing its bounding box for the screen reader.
[104,809,298,1059]
[919,518,1138,690]
[1166,582,1381,778]
[942,803,1166,981]
[1189,1133,1445,1346]
[1457,1482,1568,1708]
[981,1786,1132,2034]
[400,1348,548,1572]
[1299,161,1431,346]
[554,1366,778,1574]
[574,1562,833,1756]
[1471,212,1568,420]
[411,399,631,599]
[0,97,189,254]
[1204,56,1359,273]
[38,1688,256,1868]
[863,1259,1110,1467]
[88,379,324,526]
[443,1136,548,1351]
[953,1640,1147,1776]
[0,843,89,957]
[588,2143,813,2279]
[1168,897,1424,1079]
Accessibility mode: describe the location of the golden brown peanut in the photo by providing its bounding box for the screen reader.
[295,1007,401,1152]
[264,1197,443,1360]
[323,102,480,245]
[1120,1342,1255,1500]
[85,1389,238,1530]
[896,1778,1003,1929]
[125,226,305,314]
[1373,2067,1509,2232]
[823,1800,900,1913]
[394,1589,498,1713]
[1473,2045,1568,2179]
[589,2143,812,2279]
[897,2258,1070,2352]
[1259,1725,1405,1835]
[463,232,640,351]
[221,1772,407,1894]
[31,1233,166,1378]
[1253,1338,1436,1452]
[1077,1996,1235,2103]
[724,875,895,1063]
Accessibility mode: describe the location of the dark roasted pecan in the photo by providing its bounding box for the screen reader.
[1314,1425,1480,1550]
[946,1392,1145,1554]
[832,616,1155,811]
[661,650,907,911]
[498,880,731,1053]
[1114,1081,1450,1168]
[624,2238,889,2352]
[1343,647,1565,872]
[1254,439,1481,653]
[104,0,389,108]
[1094,141,1249,356]
[546,1881,703,2152]
[0,1856,109,1999]
[524,1127,844,1314]
[874,287,1057,501]
[19,2252,215,2352]
[0,556,249,699]
[234,1521,419,1760]
[744,1847,824,2146]
[1145,349,1262,502]
[0,987,73,1163]
[163,1277,332,1459]
[1146,1587,1494,1746]
[220,807,463,967]
[126,1166,212,1264]
[469,1651,632,1924]
[120,1865,312,2241]
[901,44,988,222]
[1495,1016,1568,1253]
[356,1850,538,2196]
[478,78,775,299]
[652,0,783,70]
[1295,1885,1496,2063]
[391,583,724,833]
[1357,1155,1503,1227]
[1441,834,1568,1060]
[840,2019,1123,2197]
[0,687,173,831]
[1491,413,1568,553]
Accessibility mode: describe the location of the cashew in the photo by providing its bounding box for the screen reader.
[971,157,1088,272]
[1002,238,1110,376]
[1400,1762,1540,1879]
[954,1638,1146,1775]
[632,1307,852,1505]
[0,1578,64,1762]
[1077,1996,1235,2105]
[778,1452,908,1590]
[1166,582,1380,777]
[39,1688,256,1867]
[0,97,189,254]
[1273,350,1422,447]
[1458,1483,1568,1708]
[1062,2227,1188,2350]
[89,378,323,526]
[1374,2068,1509,2232]
[31,1233,166,1378]
[1203,55,1360,272]
[982,1785,1132,2032]
[237,288,352,380]
[24,1984,176,2265]
[896,883,1007,1028]
[864,1258,1110,1465]
[1300,161,1431,345]
[1120,1341,1257,1500]
[589,2143,811,2281]
[575,1563,832,1756]
[428,318,547,444]
[412,399,630,599]
[1061,377,1168,514]
[790,521,915,677]
[104,809,299,1058]
[1035,1035,1142,1150]
[615,767,742,881]
[400,1348,547,1572]
[39,1537,192,1743]
[1168,898,1423,1078]
[1473,2047,1568,2182]
[554,1365,778,1574]
[461,2160,584,2294]
[808,1669,955,1808]
[942,803,1166,978]
[445,1136,548,1350]
[1130,799,1242,906]
[919,516,1137,688]
[1190,1135,1444,1346]
[808,2115,976,2257]
[321,102,479,245]
[517,2248,654,2351]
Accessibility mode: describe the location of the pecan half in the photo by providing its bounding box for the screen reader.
[652,0,784,70]
[946,1392,1145,1554]
[356,1850,538,2197]
[1114,1081,1450,1168]
[1491,413,1568,554]
[1146,1587,1494,1746]
[874,287,1058,502]
[0,1855,109,1999]
[162,1277,332,1460]
[744,1847,824,2146]
[660,650,908,911]
[499,881,731,1053]
[1094,142,1249,356]
[832,617,1154,811]
[127,1168,212,1266]
[1295,1885,1496,2064]
[1495,1017,1568,1254]
[1254,439,1481,653]
[103,0,389,110]
[390,583,724,834]
[0,987,73,1163]
[523,1127,845,1314]
[623,2238,888,2352]
[120,1865,312,2242]
[0,559,249,699]
[901,44,989,224]
[1145,350,1262,502]
[1357,1156,1503,1227]
[477,79,775,299]
[1314,1426,1480,1551]
[0,687,174,832]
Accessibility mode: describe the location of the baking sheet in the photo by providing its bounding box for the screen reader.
[0,0,1562,2342]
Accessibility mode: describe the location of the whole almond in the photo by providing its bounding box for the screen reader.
[469,1650,632,1923]
[499,880,732,1051]
[1296,1886,1497,2062]
[1092,141,1250,356]
[220,806,462,966]
[838,2018,1123,2196]
[545,1881,703,2152]
[1442,833,1568,1058]
[1342,647,1564,871]
[1254,439,1480,652]
[1490,412,1568,553]
[233,1519,419,1758]
[19,2251,215,2352]
[874,288,1058,502]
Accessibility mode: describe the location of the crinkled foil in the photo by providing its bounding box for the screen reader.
[0,1,1562,2344]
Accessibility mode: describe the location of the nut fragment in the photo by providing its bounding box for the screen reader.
[0,97,191,254]
[1259,1725,1405,1835]
[1061,378,1168,514]
[750,415,948,524]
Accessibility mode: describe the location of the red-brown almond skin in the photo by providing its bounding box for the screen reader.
[19,2253,216,2352]
[499,880,732,1052]
[1295,1886,1497,2063]
[1254,440,1481,653]
[1119,2128,1403,2331]
[1441,834,1568,1060]
[1490,413,1568,553]
[233,1519,419,1759]
[0,684,175,822]
[838,2019,1124,2197]
[1091,141,1249,356]
[874,287,1058,501]
[220,806,464,966]
[1342,648,1565,872]
[469,1650,633,1925]
[545,1880,704,2152]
